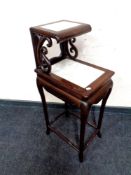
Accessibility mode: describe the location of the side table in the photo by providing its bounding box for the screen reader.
[30,20,114,162]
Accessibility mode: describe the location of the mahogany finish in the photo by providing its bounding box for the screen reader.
[31,20,91,43]
[30,20,114,162]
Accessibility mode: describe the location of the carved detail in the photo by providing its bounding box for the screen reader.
[67,38,78,59]
[31,32,78,72]
[36,34,52,73]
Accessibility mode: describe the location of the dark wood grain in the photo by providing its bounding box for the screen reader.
[30,20,114,162]
[30,20,91,43]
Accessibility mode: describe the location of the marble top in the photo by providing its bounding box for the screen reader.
[40,21,81,31]
[52,59,104,88]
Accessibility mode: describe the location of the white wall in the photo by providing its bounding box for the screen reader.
[0,0,131,107]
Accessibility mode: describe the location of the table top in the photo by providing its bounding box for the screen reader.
[30,20,91,42]
[36,58,114,100]
[52,59,104,88]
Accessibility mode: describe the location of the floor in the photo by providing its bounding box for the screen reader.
[0,101,131,175]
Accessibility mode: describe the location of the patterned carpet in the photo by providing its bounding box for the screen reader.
[0,101,131,175]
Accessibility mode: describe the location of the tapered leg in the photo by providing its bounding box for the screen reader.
[97,88,112,138]
[79,102,91,162]
[36,78,50,134]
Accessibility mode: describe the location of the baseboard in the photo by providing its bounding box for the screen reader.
[0,99,131,115]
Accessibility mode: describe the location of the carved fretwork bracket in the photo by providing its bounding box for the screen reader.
[33,33,53,73]
[30,31,78,74]
[59,38,78,60]
[67,38,78,59]
[37,35,52,73]
[30,31,53,73]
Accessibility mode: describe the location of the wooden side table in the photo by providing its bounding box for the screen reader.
[30,20,114,162]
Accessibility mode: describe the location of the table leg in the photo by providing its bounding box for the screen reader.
[79,102,91,162]
[36,78,50,135]
[97,88,112,138]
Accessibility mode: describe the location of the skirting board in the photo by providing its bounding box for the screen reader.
[0,99,131,115]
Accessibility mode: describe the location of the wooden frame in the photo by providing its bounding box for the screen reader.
[30,20,114,162]
[30,20,91,43]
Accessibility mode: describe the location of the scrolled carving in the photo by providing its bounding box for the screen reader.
[31,32,79,72]
[67,38,78,59]
[37,35,52,73]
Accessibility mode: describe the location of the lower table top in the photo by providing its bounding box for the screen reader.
[52,58,104,89]
[36,58,114,100]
